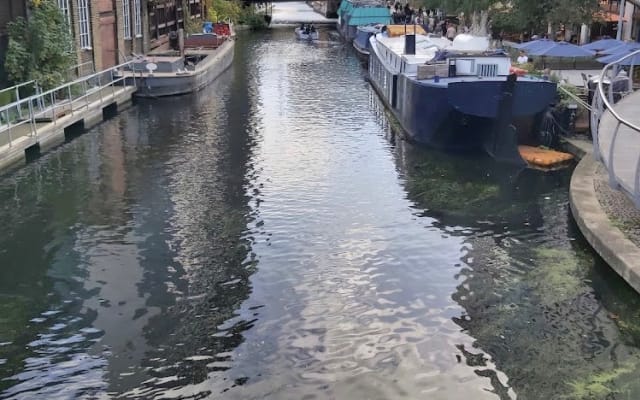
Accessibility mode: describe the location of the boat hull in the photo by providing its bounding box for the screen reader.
[352,27,376,61]
[130,39,235,98]
[368,39,557,165]
[295,28,319,41]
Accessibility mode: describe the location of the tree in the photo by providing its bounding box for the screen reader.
[206,0,242,22]
[4,0,75,90]
[419,0,599,37]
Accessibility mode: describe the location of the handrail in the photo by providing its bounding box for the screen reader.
[0,61,134,115]
[591,48,640,207]
[596,49,640,132]
[0,80,38,98]
[0,60,136,151]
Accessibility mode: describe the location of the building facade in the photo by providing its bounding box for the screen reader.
[1,0,205,88]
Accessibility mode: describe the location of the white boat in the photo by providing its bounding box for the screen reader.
[118,23,235,98]
[295,26,319,41]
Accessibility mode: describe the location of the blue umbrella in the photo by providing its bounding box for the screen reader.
[581,38,624,51]
[527,41,595,57]
[601,42,640,55]
[597,49,640,65]
[515,39,554,52]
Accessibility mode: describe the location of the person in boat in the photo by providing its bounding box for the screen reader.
[300,23,306,32]
[309,24,316,33]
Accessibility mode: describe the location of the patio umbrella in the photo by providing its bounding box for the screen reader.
[527,41,595,57]
[601,42,640,55]
[597,49,640,65]
[581,38,624,52]
[515,39,554,52]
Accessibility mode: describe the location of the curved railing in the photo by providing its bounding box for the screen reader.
[591,49,640,207]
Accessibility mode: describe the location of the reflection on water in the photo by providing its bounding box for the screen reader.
[1,27,640,400]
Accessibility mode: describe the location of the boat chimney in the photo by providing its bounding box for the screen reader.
[405,34,416,55]
[178,28,185,58]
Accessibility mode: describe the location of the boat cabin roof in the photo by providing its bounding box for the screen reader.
[376,34,451,64]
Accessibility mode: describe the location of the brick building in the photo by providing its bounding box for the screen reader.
[1,0,205,88]
[62,0,149,72]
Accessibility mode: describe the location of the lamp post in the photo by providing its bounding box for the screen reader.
[616,0,625,41]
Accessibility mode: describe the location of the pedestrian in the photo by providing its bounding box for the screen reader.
[446,23,456,40]
[517,50,529,64]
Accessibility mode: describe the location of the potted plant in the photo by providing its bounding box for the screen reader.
[551,83,581,135]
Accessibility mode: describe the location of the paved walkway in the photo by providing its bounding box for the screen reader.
[568,132,640,294]
[270,1,336,24]
[596,90,640,198]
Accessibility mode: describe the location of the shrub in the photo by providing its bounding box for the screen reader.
[5,0,75,90]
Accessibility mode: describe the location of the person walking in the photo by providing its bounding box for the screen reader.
[446,23,456,40]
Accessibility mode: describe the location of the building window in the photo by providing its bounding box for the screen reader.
[123,0,132,39]
[133,0,142,37]
[78,0,92,49]
[57,0,71,27]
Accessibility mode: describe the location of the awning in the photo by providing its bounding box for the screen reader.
[593,11,628,22]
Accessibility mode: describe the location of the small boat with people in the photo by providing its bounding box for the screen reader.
[295,24,319,41]
[368,25,558,165]
[118,22,235,98]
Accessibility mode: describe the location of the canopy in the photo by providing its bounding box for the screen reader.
[581,38,624,51]
[515,39,554,52]
[593,11,627,22]
[597,49,640,65]
[346,7,391,26]
[527,41,595,58]
[601,42,640,55]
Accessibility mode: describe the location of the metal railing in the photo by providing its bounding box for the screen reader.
[0,80,41,124]
[0,61,135,151]
[591,48,640,207]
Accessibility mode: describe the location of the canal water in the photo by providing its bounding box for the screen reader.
[2,28,640,400]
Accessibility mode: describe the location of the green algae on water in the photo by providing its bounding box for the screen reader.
[528,247,588,306]
[566,363,639,399]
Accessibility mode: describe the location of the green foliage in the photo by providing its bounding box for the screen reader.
[556,84,582,108]
[205,0,267,29]
[238,9,269,30]
[5,0,75,90]
[418,0,599,34]
[207,0,242,23]
[183,1,203,34]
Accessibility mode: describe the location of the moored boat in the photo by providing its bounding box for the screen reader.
[352,24,384,60]
[337,0,391,42]
[118,23,235,98]
[368,25,557,165]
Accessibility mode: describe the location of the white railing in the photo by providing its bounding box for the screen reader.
[0,80,41,124]
[0,61,135,150]
[591,49,640,207]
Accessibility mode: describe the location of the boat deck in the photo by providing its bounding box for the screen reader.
[118,44,230,78]
[410,74,551,87]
